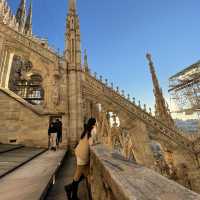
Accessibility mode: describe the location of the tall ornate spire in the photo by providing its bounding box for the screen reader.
[65,0,81,66]
[16,0,26,33]
[24,0,32,36]
[65,0,84,146]
[146,53,175,128]
[84,49,90,72]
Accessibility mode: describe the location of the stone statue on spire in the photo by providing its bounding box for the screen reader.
[69,0,76,11]
[84,49,90,72]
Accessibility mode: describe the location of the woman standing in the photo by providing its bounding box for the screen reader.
[65,117,97,200]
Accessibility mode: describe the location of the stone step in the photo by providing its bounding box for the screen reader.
[0,149,66,200]
[0,146,46,178]
[0,144,24,153]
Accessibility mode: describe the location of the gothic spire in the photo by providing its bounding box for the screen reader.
[146,53,161,95]
[146,53,175,128]
[65,0,81,66]
[24,0,32,35]
[16,0,26,33]
[84,49,90,72]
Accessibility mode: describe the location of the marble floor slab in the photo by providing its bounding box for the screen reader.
[0,149,66,200]
[0,147,46,177]
[0,144,23,153]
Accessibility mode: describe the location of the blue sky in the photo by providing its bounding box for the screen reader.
[7,0,200,113]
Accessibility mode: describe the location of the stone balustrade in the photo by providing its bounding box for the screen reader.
[89,144,200,200]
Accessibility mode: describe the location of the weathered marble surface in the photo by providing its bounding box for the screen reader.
[0,144,23,153]
[90,145,200,200]
[0,150,66,200]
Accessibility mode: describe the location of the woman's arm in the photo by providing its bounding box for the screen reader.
[89,130,100,146]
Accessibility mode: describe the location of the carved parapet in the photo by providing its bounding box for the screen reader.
[0,0,18,31]
[0,22,59,62]
[89,145,200,200]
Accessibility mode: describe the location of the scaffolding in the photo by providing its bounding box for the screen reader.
[169,61,200,119]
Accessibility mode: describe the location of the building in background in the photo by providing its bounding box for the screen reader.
[169,61,200,135]
[169,61,200,119]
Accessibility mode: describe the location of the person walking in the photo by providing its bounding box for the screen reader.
[56,118,62,147]
[64,117,97,200]
[48,119,58,151]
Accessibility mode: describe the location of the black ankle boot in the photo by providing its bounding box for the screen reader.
[65,180,80,200]
[71,180,79,200]
[65,175,84,200]
[64,183,73,200]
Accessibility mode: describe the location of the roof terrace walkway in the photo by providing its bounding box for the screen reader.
[0,144,200,200]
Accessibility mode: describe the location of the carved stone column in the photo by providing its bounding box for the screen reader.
[0,46,7,86]
[0,34,4,70]
[0,48,14,88]
[42,78,50,109]
[67,63,84,147]
[4,51,14,88]
[52,78,60,106]
[76,66,84,137]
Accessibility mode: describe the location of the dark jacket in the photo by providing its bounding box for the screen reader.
[56,120,62,141]
[48,122,57,135]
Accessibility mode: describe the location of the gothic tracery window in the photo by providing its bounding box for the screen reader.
[9,55,44,105]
